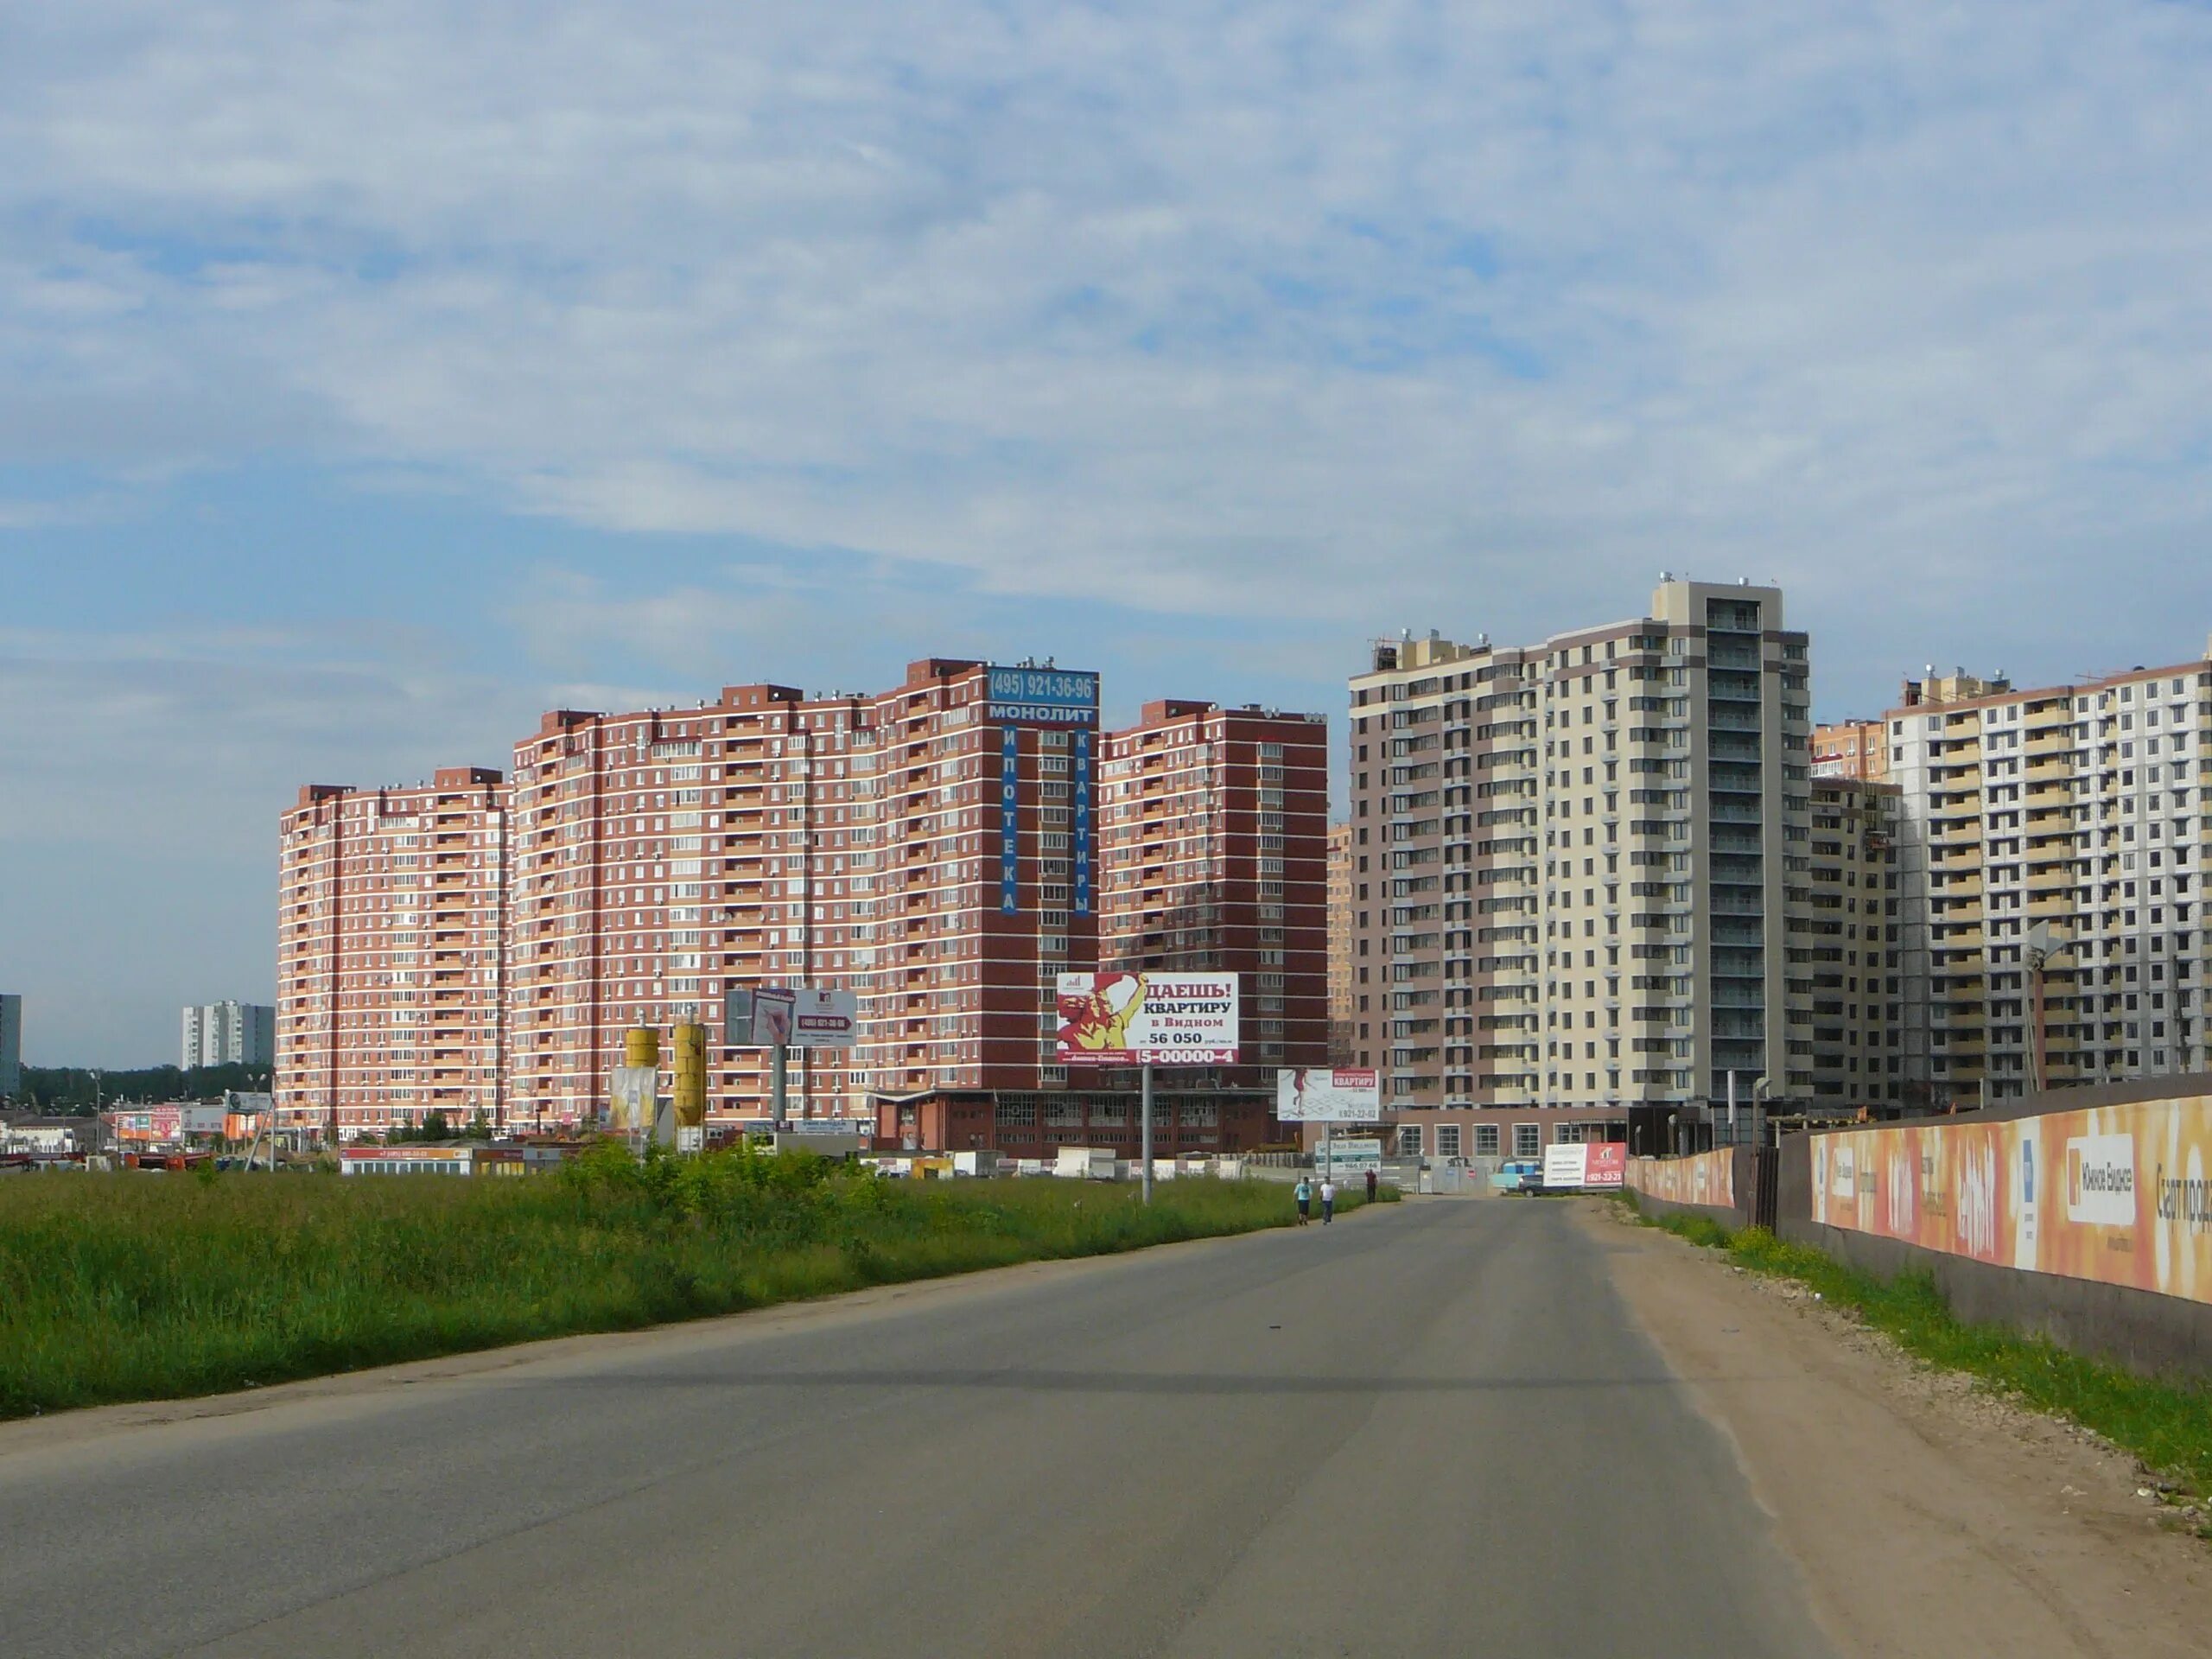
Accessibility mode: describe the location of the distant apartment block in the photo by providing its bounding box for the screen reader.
[1812,717,1888,782]
[1881,650,2212,1104]
[1805,777,1902,1113]
[180,1000,276,1071]
[278,662,1330,1148]
[1327,821,1355,1060]
[1346,578,1815,1151]
[276,769,508,1139]
[0,993,21,1098]
[1076,699,1330,1146]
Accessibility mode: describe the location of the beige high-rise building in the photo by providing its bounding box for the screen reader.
[1346,578,1814,1155]
[1884,652,2212,1105]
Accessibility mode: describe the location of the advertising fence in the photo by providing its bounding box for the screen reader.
[1055,973,1239,1066]
[1628,1147,1738,1211]
[1809,1095,2212,1309]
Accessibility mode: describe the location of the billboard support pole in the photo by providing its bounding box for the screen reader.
[1141,1061,1154,1205]
[772,1041,789,1128]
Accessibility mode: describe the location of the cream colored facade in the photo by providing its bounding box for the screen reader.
[1345,579,1814,1127]
[1885,652,2212,1104]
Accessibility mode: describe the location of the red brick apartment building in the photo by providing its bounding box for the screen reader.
[276,768,507,1140]
[280,666,1330,1147]
[908,699,1333,1159]
[500,658,1102,1135]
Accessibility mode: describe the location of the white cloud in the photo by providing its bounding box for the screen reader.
[3,0,2209,664]
[10,2,2212,1056]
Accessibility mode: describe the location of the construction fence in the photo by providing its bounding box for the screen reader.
[1626,1076,2212,1380]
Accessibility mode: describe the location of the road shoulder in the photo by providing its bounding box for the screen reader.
[1584,1198,2212,1658]
[0,1198,1395,1462]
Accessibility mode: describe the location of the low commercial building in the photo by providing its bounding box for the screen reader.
[887,1089,1281,1159]
[1,1117,79,1155]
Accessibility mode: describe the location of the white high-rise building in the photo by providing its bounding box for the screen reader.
[1882,651,2212,1104]
[181,1000,276,1071]
[0,993,22,1098]
[1345,578,1815,1153]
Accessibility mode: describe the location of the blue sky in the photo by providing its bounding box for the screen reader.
[6,1,2212,1063]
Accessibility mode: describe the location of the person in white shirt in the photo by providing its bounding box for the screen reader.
[1319,1177,1337,1224]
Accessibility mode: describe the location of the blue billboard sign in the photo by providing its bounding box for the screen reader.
[1072,728,1094,916]
[987,665,1099,726]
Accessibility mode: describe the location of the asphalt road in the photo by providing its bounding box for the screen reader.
[0,1198,1831,1659]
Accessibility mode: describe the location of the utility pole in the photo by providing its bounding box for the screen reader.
[1140,1060,1154,1205]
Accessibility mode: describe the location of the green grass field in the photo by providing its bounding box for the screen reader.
[0,1147,1389,1419]
[1625,1197,2212,1529]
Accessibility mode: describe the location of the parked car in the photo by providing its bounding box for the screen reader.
[1491,1159,1544,1195]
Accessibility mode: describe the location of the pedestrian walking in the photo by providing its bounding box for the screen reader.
[1319,1177,1337,1224]
[1294,1175,1313,1224]
[1364,1167,1378,1203]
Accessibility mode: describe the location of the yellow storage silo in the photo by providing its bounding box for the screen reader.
[671,1020,706,1131]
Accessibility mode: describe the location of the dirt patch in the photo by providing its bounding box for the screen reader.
[1584,1200,2212,1659]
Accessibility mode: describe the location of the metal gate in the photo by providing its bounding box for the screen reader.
[1747,1146,1779,1230]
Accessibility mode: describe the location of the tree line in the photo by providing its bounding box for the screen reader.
[8,1063,272,1114]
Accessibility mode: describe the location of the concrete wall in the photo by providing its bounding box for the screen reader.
[1627,1190,1747,1232]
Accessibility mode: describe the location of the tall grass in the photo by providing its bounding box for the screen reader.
[0,1148,1377,1419]
[1626,1198,2212,1518]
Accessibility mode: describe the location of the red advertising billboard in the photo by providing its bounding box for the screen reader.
[1055,972,1238,1066]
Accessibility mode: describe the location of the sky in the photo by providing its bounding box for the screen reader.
[4,1,2212,1065]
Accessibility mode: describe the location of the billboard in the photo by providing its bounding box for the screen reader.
[1000,726,1020,915]
[1808,1095,2212,1307]
[1313,1137,1382,1178]
[986,665,1099,726]
[1544,1141,1627,1190]
[607,1066,658,1131]
[1055,972,1239,1066]
[1275,1068,1381,1122]
[787,988,859,1049]
[1071,728,1094,917]
[725,987,856,1049]
[753,988,796,1046]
